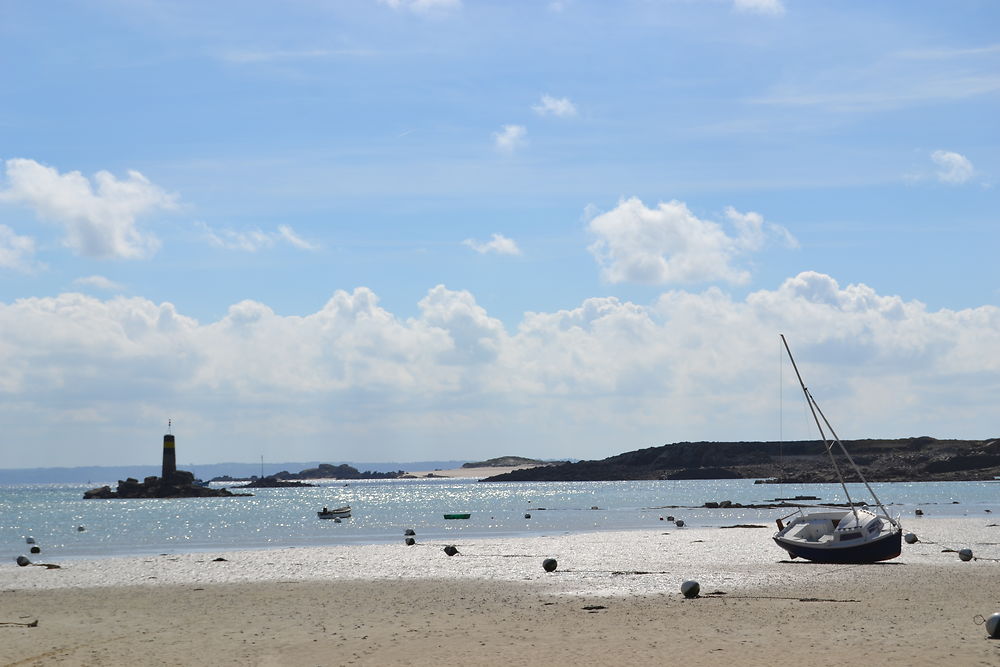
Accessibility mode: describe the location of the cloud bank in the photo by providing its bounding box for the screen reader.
[1,273,997,466]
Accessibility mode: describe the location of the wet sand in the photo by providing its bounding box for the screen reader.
[2,520,999,665]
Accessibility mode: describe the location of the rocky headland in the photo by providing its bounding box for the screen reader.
[482,436,1000,483]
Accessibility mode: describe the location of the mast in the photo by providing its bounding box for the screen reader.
[779,335,893,522]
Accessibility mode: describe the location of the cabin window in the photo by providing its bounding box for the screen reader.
[839,532,862,541]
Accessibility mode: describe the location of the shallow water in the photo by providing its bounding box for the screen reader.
[2,478,997,560]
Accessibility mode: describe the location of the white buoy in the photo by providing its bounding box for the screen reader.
[904,533,918,544]
[986,613,1000,638]
[681,580,700,598]
[959,548,974,562]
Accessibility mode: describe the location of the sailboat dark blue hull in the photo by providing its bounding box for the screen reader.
[774,530,902,564]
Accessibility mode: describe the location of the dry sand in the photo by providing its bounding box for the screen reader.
[2,519,999,666]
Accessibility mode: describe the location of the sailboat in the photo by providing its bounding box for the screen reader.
[772,335,903,564]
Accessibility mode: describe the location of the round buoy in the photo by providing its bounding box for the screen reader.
[959,548,974,562]
[986,613,1000,638]
[77,525,85,532]
[904,533,918,544]
[404,537,416,546]
[674,519,685,527]
[542,558,557,572]
[443,545,459,556]
[915,509,924,516]
[16,556,31,567]
[524,513,531,519]
[25,536,35,545]
[666,516,675,522]
[681,580,700,598]
[30,546,40,554]
[404,528,415,536]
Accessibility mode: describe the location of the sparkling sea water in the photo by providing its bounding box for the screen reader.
[2,478,997,561]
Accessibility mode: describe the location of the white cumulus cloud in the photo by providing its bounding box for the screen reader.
[494,125,527,154]
[587,197,796,285]
[198,222,318,252]
[931,150,975,184]
[0,158,176,260]
[462,233,522,256]
[0,224,42,273]
[532,94,577,117]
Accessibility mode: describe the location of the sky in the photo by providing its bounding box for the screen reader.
[1,0,998,469]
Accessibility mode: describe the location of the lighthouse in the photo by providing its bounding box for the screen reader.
[162,420,176,482]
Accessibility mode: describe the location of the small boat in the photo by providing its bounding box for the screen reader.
[772,335,902,564]
[443,513,471,520]
[318,505,351,519]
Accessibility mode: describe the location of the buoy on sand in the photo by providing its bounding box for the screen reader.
[16,555,31,567]
[404,537,416,546]
[986,613,1000,638]
[681,580,700,598]
[904,533,918,544]
[542,558,557,572]
[959,548,974,562]
[443,545,459,556]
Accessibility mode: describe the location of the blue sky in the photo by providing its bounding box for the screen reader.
[1,0,998,468]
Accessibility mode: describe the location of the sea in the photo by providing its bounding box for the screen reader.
[2,478,997,561]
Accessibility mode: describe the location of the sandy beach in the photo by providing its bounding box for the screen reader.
[2,518,999,666]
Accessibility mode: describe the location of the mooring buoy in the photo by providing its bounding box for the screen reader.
[681,580,700,598]
[986,613,1000,638]
[959,548,974,562]
[674,519,685,527]
[77,525,85,532]
[904,533,918,544]
[542,558,557,572]
[404,528,416,536]
[404,537,416,546]
[25,536,35,545]
[16,555,31,567]
[443,545,459,556]
[915,509,924,516]
[30,546,40,554]
[524,513,531,519]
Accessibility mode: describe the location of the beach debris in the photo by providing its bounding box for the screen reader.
[542,558,558,572]
[959,548,974,561]
[405,537,416,546]
[681,580,700,598]
[582,605,606,612]
[404,528,416,536]
[212,557,227,562]
[29,546,40,554]
[904,533,918,544]
[915,509,924,516]
[443,545,459,556]
[674,519,685,527]
[720,524,767,529]
[0,619,38,627]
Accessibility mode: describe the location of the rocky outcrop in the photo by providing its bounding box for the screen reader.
[461,456,566,468]
[83,470,249,499]
[483,437,1000,483]
[238,476,314,488]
